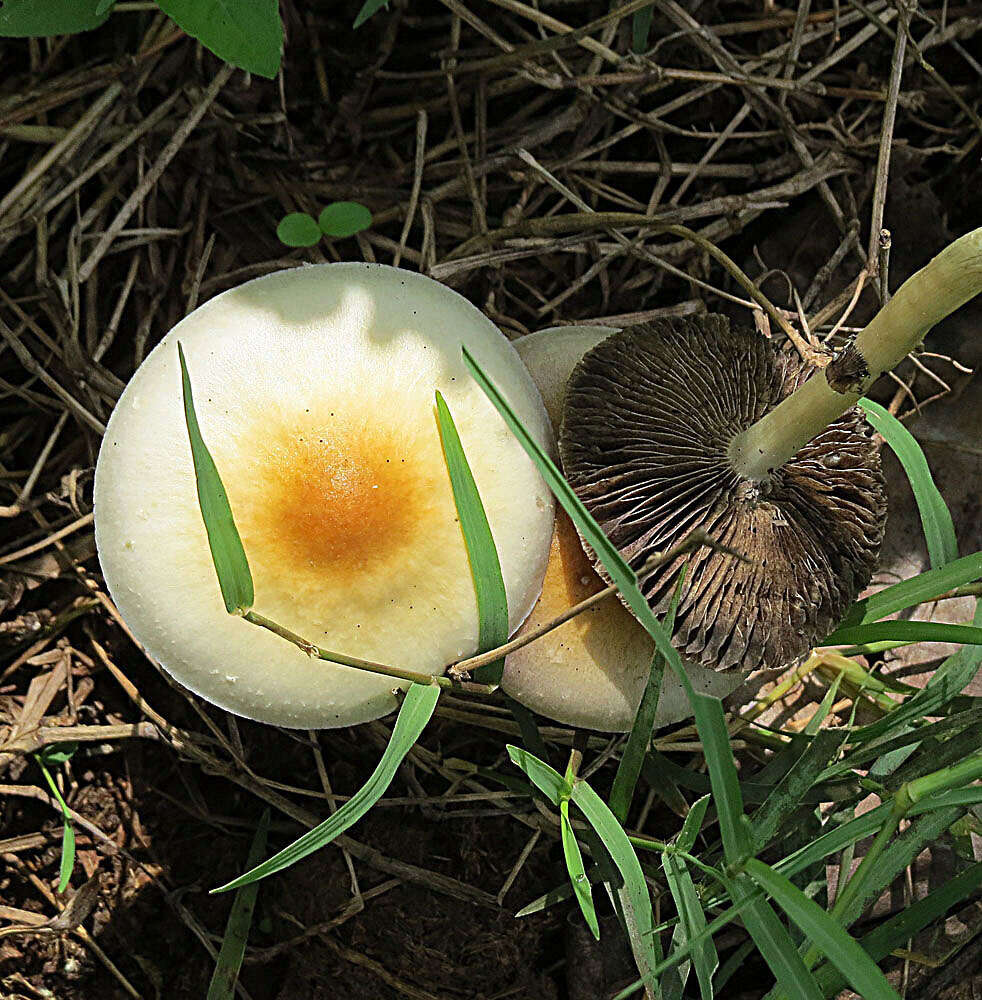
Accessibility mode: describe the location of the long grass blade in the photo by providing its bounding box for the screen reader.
[836,551,982,630]
[859,398,957,568]
[727,875,824,1000]
[207,810,270,1000]
[750,731,848,853]
[37,757,75,893]
[692,693,750,866]
[571,778,661,995]
[814,861,982,995]
[212,684,440,892]
[610,569,686,824]
[825,620,982,647]
[435,391,509,683]
[744,859,899,1000]
[663,851,716,1000]
[178,343,254,615]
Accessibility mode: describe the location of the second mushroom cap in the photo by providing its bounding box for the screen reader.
[559,314,887,674]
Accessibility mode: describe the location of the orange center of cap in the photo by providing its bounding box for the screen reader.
[233,413,426,581]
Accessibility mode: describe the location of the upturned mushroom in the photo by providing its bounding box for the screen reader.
[559,229,982,676]
[94,263,555,729]
[501,327,744,732]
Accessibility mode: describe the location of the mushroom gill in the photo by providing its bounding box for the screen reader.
[559,314,887,674]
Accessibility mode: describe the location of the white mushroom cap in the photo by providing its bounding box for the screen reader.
[513,326,614,428]
[503,326,742,732]
[94,264,555,729]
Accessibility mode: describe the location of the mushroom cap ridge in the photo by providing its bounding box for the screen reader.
[94,263,555,729]
[559,314,887,673]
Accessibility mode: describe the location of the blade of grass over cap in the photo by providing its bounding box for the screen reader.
[212,683,440,892]
[859,398,957,568]
[207,810,269,1000]
[178,343,254,615]
[435,391,508,684]
[744,858,900,1000]
[610,568,686,825]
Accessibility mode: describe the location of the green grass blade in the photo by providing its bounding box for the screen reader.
[825,620,982,647]
[435,391,509,684]
[570,778,661,993]
[678,795,710,853]
[178,343,254,615]
[610,569,686,824]
[632,5,654,51]
[207,810,270,1000]
[836,551,982,630]
[663,851,717,1000]
[353,0,389,28]
[848,601,982,744]
[750,731,847,853]
[212,683,440,892]
[37,757,75,893]
[744,859,899,1000]
[692,693,750,866]
[727,875,825,1000]
[859,398,957,568]
[462,347,749,848]
[561,799,600,940]
[813,861,982,996]
[506,745,569,805]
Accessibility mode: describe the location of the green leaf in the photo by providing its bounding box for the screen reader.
[435,391,508,684]
[632,5,654,52]
[0,0,110,35]
[95,0,114,14]
[212,683,440,892]
[825,620,982,647]
[507,745,569,806]
[750,730,848,853]
[276,212,321,248]
[678,795,710,853]
[727,875,825,1000]
[36,758,75,893]
[610,568,686,824]
[836,551,982,630]
[207,810,269,1000]
[155,0,283,77]
[663,851,716,1000]
[570,779,661,993]
[178,343,254,615]
[38,742,79,766]
[744,859,900,1000]
[692,693,750,866]
[318,202,373,239]
[353,0,390,28]
[561,800,600,940]
[848,600,982,744]
[859,398,957,568]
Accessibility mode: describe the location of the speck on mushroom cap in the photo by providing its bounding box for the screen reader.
[559,315,887,674]
[94,263,555,729]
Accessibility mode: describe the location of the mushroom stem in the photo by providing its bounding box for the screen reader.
[243,611,498,696]
[728,227,982,482]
